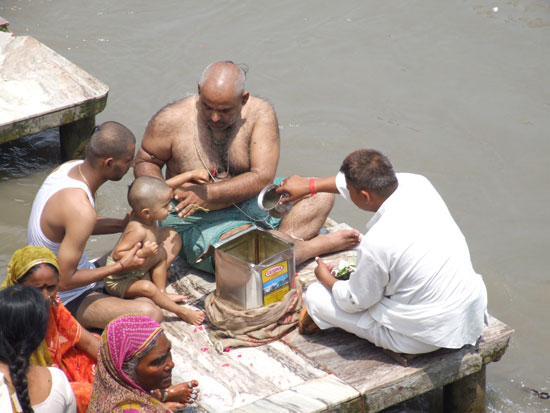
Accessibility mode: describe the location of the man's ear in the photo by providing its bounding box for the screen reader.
[241,91,249,106]
[197,82,201,95]
[104,157,114,169]
[360,189,371,203]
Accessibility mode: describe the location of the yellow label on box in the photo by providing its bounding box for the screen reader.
[262,260,290,305]
[264,286,289,305]
[261,261,288,283]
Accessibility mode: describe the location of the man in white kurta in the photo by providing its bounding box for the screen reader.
[280,149,487,354]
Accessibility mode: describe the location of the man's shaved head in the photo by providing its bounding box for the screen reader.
[199,61,246,99]
[127,176,170,211]
[86,121,136,162]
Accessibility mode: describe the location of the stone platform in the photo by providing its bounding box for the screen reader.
[161,222,514,413]
[0,31,108,160]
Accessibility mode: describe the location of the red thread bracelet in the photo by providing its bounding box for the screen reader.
[309,178,317,196]
[118,261,125,272]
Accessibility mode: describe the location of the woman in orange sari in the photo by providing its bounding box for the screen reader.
[3,246,100,413]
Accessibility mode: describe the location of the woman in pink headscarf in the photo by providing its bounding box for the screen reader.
[88,315,200,412]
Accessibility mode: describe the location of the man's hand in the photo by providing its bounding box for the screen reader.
[140,241,159,258]
[277,175,339,204]
[118,242,146,270]
[120,210,133,229]
[276,175,310,204]
[173,183,209,218]
[314,257,338,291]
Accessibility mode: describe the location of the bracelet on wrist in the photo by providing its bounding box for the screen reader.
[118,261,125,272]
[309,178,317,196]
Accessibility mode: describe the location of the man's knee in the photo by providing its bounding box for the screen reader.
[134,300,163,323]
[304,282,328,319]
[313,192,335,211]
[158,246,168,261]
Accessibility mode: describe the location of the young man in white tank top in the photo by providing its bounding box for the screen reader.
[27,121,182,330]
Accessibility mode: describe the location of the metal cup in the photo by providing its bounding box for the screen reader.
[257,183,292,218]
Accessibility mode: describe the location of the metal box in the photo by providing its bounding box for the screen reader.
[197,226,295,310]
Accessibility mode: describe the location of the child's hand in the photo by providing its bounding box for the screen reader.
[191,169,210,184]
[141,241,159,257]
[118,242,146,271]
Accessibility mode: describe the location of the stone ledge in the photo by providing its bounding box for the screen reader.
[0,32,108,145]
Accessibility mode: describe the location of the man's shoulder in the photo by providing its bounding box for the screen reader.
[247,95,275,112]
[244,95,277,125]
[144,96,195,140]
[39,187,96,241]
[150,96,195,123]
[397,172,427,181]
[48,188,96,218]
[396,173,434,191]
[52,185,93,201]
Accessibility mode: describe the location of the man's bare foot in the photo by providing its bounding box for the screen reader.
[299,307,320,335]
[178,308,206,325]
[315,229,361,255]
[295,229,361,265]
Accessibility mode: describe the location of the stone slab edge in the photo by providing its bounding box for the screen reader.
[232,374,361,413]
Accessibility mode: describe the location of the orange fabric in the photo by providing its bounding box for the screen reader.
[70,381,93,413]
[47,300,96,413]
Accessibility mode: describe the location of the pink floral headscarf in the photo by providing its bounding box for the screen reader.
[88,315,169,412]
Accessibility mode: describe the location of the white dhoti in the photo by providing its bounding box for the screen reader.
[304,282,440,354]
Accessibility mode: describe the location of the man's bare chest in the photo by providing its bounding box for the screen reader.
[167,123,252,178]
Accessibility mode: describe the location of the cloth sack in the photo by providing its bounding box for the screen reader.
[205,285,303,349]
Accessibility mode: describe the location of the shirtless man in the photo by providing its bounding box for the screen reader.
[27,121,182,329]
[135,61,359,273]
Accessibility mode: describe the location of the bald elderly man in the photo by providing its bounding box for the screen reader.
[135,61,360,274]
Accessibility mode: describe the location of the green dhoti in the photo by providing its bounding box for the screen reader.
[161,180,283,274]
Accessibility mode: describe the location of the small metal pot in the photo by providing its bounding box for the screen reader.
[257,183,292,218]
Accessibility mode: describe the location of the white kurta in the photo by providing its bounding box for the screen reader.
[305,172,487,353]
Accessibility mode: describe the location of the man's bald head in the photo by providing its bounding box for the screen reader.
[86,121,136,162]
[199,61,246,99]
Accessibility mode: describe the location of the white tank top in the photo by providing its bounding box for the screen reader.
[32,367,77,413]
[27,160,96,304]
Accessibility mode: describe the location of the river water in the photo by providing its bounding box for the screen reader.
[0,1,548,411]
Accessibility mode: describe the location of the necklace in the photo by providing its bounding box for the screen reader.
[195,125,231,180]
[78,164,90,189]
[193,127,275,230]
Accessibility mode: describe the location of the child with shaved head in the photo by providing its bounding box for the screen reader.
[105,171,209,325]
